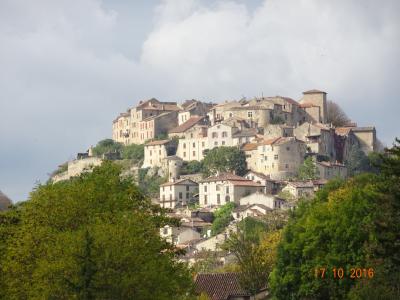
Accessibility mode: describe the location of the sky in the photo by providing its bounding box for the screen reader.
[0,0,399,202]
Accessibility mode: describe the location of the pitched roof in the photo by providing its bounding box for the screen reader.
[160,179,198,187]
[194,273,249,300]
[303,89,327,94]
[232,129,257,138]
[286,181,314,188]
[199,173,249,183]
[245,170,271,180]
[351,126,375,132]
[169,116,205,133]
[242,143,258,151]
[145,139,170,146]
[137,98,180,111]
[228,180,263,187]
[335,127,353,136]
[234,203,272,213]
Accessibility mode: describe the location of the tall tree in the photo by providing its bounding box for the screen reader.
[326,100,351,127]
[202,146,247,177]
[270,139,400,299]
[297,157,318,180]
[0,162,193,299]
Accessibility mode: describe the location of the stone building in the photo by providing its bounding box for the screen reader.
[351,126,376,154]
[294,122,336,160]
[176,125,209,161]
[112,98,180,145]
[142,139,177,169]
[198,173,263,207]
[239,191,285,209]
[244,170,281,194]
[177,99,213,125]
[316,161,348,180]
[159,179,198,208]
[52,155,103,183]
[243,137,307,180]
[168,116,209,139]
[112,111,130,145]
[282,181,315,199]
[298,89,328,124]
[207,123,257,149]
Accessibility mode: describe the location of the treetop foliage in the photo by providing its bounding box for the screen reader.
[0,162,192,299]
[202,146,247,177]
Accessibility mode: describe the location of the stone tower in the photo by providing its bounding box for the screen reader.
[300,89,328,124]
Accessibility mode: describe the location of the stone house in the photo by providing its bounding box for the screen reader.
[239,191,285,209]
[178,99,213,125]
[168,115,209,138]
[351,126,377,154]
[316,161,347,180]
[207,123,257,149]
[282,181,315,199]
[142,139,177,169]
[159,179,198,208]
[243,137,307,180]
[160,225,201,245]
[294,122,336,160]
[298,89,328,124]
[264,124,294,139]
[244,170,281,194]
[112,98,180,145]
[232,204,272,221]
[52,156,103,183]
[175,125,209,161]
[112,111,130,145]
[198,173,264,207]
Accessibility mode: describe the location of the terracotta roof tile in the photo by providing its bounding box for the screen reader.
[194,273,249,300]
[145,139,170,146]
[169,116,205,133]
[228,180,263,187]
[242,143,258,151]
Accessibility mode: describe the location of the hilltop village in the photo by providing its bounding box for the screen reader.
[52,89,377,280]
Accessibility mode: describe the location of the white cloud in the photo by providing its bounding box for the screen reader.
[1,0,399,201]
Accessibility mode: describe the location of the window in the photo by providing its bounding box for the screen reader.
[169,194,172,200]
[159,150,161,155]
[204,195,208,205]
[186,186,189,191]
[162,187,164,191]
[248,111,253,118]
[150,159,152,164]
[286,147,290,151]
[229,113,233,117]
[177,192,182,199]
[193,151,196,156]
[225,195,230,202]
[162,195,165,201]
[216,185,220,191]
[222,131,227,137]
[183,143,186,149]
[186,193,189,199]
[217,194,220,204]
[190,133,193,138]
[202,142,205,147]
[150,150,152,156]
[285,164,289,169]
[204,185,207,192]
[222,141,225,145]
[226,186,229,193]
[193,142,195,147]
[212,132,218,138]
[183,152,186,157]
[214,141,218,146]
[163,227,168,235]
[274,154,279,160]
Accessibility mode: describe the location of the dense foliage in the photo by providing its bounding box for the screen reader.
[211,202,235,235]
[120,143,144,162]
[297,156,318,180]
[91,139,123,157]
[326,101,350,127]
[180,160,204,175]
[0,162,192,299]
[224,217,281,294]
[270,139,400,299]
[203,147,247,177]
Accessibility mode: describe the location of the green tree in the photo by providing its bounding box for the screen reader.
[297,157,318,180]
[181,161,204,175]
[203,147,247,177]
[345,143,370,176]
[269,139,400,299]
[0,162,193,299]
[121,143,144,162]
[211,202,235,235]
[91,139,123,157]
[223,218,281,295]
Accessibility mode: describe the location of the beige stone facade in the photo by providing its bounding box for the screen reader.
[198,173,264,207]
[52,156,103,183]
[282,181,315,199]
[316,161,347,180]
[142,139,177,169]
[243,137,307,180]
[159,179,198,208]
